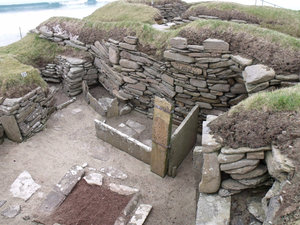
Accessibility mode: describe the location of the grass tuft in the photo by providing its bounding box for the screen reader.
[230,84,300,113]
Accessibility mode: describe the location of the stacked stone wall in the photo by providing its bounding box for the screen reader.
[36,25,299,130]
[0,87,56,143]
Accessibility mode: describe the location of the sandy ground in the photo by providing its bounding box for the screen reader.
[0,95,195,225]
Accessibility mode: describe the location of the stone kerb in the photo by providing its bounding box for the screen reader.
[0,86,56,143]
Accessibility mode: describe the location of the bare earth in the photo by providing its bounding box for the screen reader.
[0,95,195,225]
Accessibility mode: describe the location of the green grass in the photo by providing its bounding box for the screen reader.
[183,20,300,50]
[186,2,300,37]
[230,84,300,113]
[0,55,47,97]
[125,0,182,4]
[84,1,161,24]
[0,33,65,68]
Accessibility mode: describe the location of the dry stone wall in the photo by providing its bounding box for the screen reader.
[0,87,56,143]
[36,26,299,130]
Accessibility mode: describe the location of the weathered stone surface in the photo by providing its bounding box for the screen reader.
[197,102,212,110]
[247,197,265,222]
[221,179,250,190]
[123,76,137,84]
[265,145,294,182]
[83,173,103,186]
[126,120,146,134]
[218,153,244,163]
[109,183,139,195]
[231,55,253,66]
[218,188,241,197]
[231,164,267,180]
[128,204,152,225]
[1,205,21,218]
[119,105,132,116]
[221,159,260,171]
[118,123,137,137]
[164,50,195,63]
[238,173,270,186]
[203,39,229,51]
[210,84,230,92]
[170,37,188,49]
[196,193,231,225]
[230,83,247,94]
[39,25,53,37]
[247,151,265,159]
[246,81,269,93]
[276,74,299,81]
[40,191,66,213]
[243,64,275,85]
[0,200,6,208]
[190,79,207,88]
[162,74,174,85]
[10,171,41,201]
[119,42,137,51]
[100,166,128,180]
[109,46,119,64]
[0,115,22,142]
[54,165,84,196]
[119,59,140,69]
[98,97,119,117]
[221,146,271,154]
[127,83,146,91]
[225,165,258,175]
[124,36,138,45]
[209,60,235,69]
[171,62,202,75]
[199,152,221,193]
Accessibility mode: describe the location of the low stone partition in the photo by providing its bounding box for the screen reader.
[0,86,56,143]
[41,55,99,97]
[194,115,296,224]
[95,119,152,164]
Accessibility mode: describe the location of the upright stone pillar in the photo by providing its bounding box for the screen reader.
[151,97,173,177]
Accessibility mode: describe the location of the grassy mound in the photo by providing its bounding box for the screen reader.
[0,55,47,98]
[84,1,162,24]
[183,2,300,38]
[230,84,300,113]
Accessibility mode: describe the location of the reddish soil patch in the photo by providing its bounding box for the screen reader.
[208,110,299,149]
[45,180,131,225]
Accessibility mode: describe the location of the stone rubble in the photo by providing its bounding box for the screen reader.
[1,205,21,218]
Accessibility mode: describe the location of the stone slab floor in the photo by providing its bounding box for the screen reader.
[0,95,195,225]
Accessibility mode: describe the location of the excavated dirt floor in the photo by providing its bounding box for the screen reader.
[0,94,195,225]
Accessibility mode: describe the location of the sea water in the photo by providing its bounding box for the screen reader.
[0,0,112,46]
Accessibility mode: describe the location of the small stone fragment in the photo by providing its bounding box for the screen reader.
[128,204,152,225]
[83,173,103,186]
[1,205,21,218]
[109,183,139,195]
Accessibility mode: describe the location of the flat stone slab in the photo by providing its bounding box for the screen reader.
[118,123,137,137]
[1,205,21,218]
[83,173,103,186]
[231,55,252,66]
[231,164,268,180]
[170,37,188,49]
[126,120,146,134]
[0,115,22,143]
[221,179,250,191]
[243,64,275,85]
[218,188,241,197]
[225,164,258,175]
[221,146,271,154]
[100,166,128,180]
[220,159,260,171]
[238,173,270,186]
[128,204,152,225]
[109,183,139,195]
[40,191,66,213]
[196,193,231,225]
[10,171,41,201]
[218,153,245,163]
[54,165,84,196]
[203,38,229,51]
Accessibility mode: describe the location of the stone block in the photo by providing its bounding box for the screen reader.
[230,83,247,94]
[220,159,260,171]
[124,36,138,45]
[243,64,275,85]
[40,191,66,214]
[83,173,103,186]
[193,146,204,190]
[199,152,221,193]
[119,42,137,51]
[0,115,22,142]
[221,179,249,191]
[95,120,151,164]
[203,39,229,51]
[128,204,152,225]
[247,151,265,159]
[224,165,258,175]
[109,46,119,64]
[171,62,202,75]
[246,81,269,93]
[221,146,271,154]
[210,84,230,92]
[196,193,231,225]
[231,164,267,180]
[119,59,140,69]
[218,153,245,163]
[164,50,195,63]
[170,37,188,49]
[231,55,253,66]
[54,165,84,196]
[190,79,207,88]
